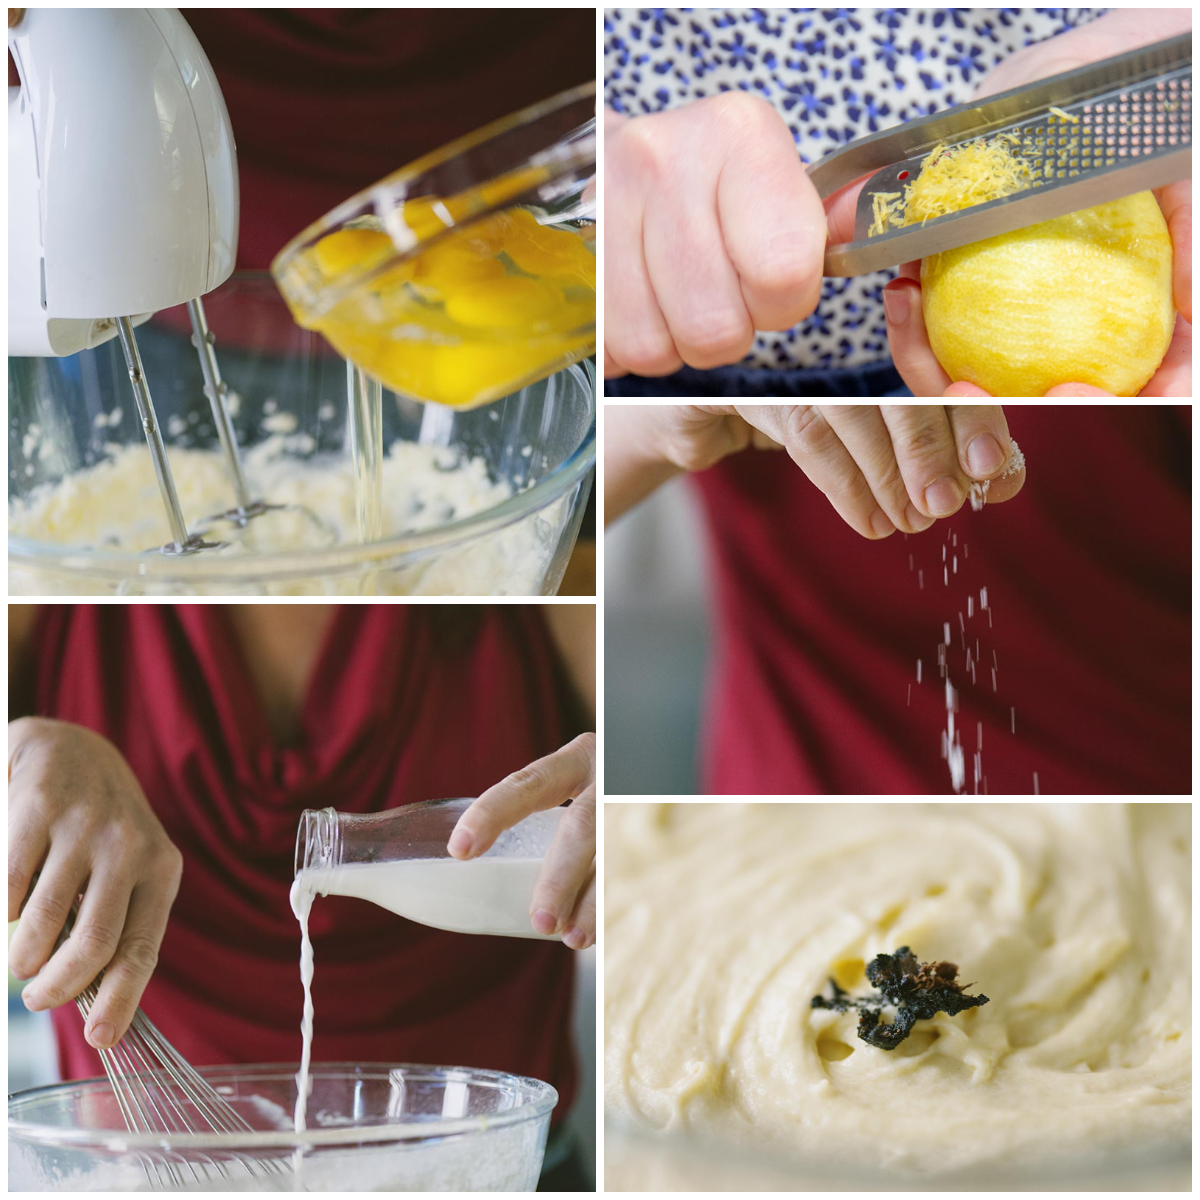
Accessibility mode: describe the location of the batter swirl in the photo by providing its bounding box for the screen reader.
[605,803,1190,1175]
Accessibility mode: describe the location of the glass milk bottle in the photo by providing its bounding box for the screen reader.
[293,798,563,939]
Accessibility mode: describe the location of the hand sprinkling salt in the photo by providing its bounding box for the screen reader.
[969,438,1026,511]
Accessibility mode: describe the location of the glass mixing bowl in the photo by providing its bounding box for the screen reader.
[8,274,595,595]
[9,1062,557,1192]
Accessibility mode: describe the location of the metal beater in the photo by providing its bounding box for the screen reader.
[9,8,329,555]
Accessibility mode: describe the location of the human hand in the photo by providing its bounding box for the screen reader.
[447,733,596,950]
[882,8,1192,397]
[624,403,1025,537]
[605,94,826,377]
[883,185,1192,398]
[8,718,183,1049]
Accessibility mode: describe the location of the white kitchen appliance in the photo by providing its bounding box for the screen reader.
[8,7,308,552]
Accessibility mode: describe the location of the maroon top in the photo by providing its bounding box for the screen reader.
[181,8,595,268]
[26,605,582,1120]
[692,405,1191,795]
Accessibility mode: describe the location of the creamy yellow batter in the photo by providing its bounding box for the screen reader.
[605,803,1190,1179]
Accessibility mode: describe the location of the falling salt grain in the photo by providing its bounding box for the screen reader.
[980,586,988,610]
[1033,772,1040,795]
[945,677,965,793]
[907,683,912,706]
[1010,707,1016,734]
[968,596,974,618]
[943,622,951,645]
[953,555,958,574]
[917,659,923,683]
[944,566,949,586]
[919,570,925,589]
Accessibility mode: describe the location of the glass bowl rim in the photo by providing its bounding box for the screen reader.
[270,80,597,285]
[8,1061,559,1151]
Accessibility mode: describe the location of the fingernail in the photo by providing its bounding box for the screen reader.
[87,1021,115,1049]
[966,433,1006,477]
[883,286,909,325]
[531,909,559,936]
[904,503,934,532]
[924,477,962,517]
[446,828,473,859]
[869,509,896,538]
[563,926,587,950]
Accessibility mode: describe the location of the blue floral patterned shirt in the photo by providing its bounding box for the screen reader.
[604,8,1103,372]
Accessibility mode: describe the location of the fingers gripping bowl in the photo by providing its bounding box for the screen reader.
[8,275,595,596]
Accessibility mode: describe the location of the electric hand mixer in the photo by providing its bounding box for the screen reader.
[8,7,327,554]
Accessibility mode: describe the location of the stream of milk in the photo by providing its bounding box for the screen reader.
[288,857,551,1155]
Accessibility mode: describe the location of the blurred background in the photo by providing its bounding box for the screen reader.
[605,477,710,794]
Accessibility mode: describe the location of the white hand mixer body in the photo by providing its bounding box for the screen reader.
[8,8,323,554]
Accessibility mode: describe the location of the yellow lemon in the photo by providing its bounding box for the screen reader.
[921,191,1174,396]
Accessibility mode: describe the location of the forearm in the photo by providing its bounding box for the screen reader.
[978,9,1192,98]
[8,604,36,707]
[543,605,596,723]
[603,405,684,525]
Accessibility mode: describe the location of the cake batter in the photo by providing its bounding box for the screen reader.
[605,803,1190,1178]
[10,437,564,595]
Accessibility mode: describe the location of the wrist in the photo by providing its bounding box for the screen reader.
[604,406,686,524]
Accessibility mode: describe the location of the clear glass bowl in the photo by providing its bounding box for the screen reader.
[9,1062,557,1192]
[272,83,595,409]
[8,274,595,595]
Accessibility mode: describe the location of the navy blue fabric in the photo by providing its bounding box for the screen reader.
[604,360,906,398]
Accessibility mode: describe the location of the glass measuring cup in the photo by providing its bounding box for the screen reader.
[272,84,595,411]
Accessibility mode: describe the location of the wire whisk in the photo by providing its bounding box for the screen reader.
[61,913,292,1189]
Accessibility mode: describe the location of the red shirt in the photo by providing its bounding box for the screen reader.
[26,605,583,1121]
[181,9,595,268]
[692,405,1191,795]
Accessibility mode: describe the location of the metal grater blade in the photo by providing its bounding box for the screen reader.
[813,33,1191,276]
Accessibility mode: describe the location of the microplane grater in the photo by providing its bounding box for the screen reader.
[810,33,1190,276]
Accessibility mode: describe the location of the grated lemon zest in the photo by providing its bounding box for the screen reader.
[1048,105,1080,123]
[867,129,1040,237]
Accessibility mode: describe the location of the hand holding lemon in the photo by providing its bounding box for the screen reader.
[883,9,1191,398]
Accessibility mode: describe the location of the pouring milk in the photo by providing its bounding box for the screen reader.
[289,801,562,1139]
